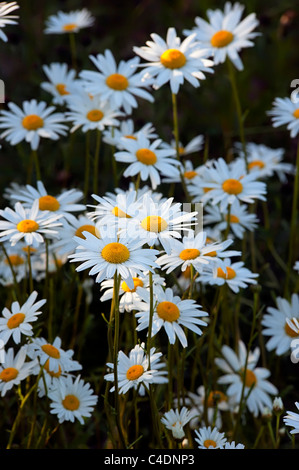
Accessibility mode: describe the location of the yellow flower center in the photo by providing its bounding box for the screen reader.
[156,301,180,322]
[101,242,130,264]
[86,109,104,122]
[225,213,240,224]
[75,224,97,239]
[62,394,80,411]
[241,368,257,388]
[285,318,299,338]
[184,170,198,180]
[63,23,77,32]
[41,344,61,359]
[217,266,236,279]
[293,109,299,119]
[17,219,39,233]
[124,135,137,140]
[121,277,144,293]
[5,254,24,266]
[141,215,168,233]
[7,313,25,329]
[204,439,217,448]
[206,390,227,407]
[39,195,60,211]
[136,148,157,165]
[211,30,234,48]
[112,206,132,218]
[44,359,62,378]
[179,248,200,260]
[126,364,144,381]
[22,114,44,130]
[55,83,69,95]
[248,160,265,170]
[106,73,129,90]
[222,178,243,195]
[160,49,186,69]
[0,367,18,382]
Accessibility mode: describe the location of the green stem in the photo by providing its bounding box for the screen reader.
[69,32,77,70]
[84,131,90,202]
[27,247,33,292]
[32,149,41,181]
[93,129,102,195]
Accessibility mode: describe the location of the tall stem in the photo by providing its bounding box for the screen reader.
[32,149,41,181]
[93,129,101,195]
[69,32,77,70]
[84,131,90,203]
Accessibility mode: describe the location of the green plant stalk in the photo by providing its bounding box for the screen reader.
[69,32,77,70]
[32,149,41,181]
[84,131,90,202]
[1,243,21,300]
[93,129,101,195]
[27,246,33,293]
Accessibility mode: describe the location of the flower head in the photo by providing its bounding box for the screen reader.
[0,345,37,396]
[0,1,19,42]
[41,62,82,105]
[44,8,94,34]
[268,96,299,138]
[194,425,227,449]
[161,407,194,440]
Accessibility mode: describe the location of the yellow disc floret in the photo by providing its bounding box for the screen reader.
[101,242,130,264]
[160,49,186,69]
[56,83,69,95]
[293,109,299,119]
[7,313,25,329]
[211,30,234,48]
[121,277,144,293]
[22,114,44,130]
[86,109,104,122]
[62,394,80,410]
[156,301,180,322]
[17,219,39,233]
[136,148,157,165]
[106,73,129,90]
[41,344,61,359]
[217,266,236,279]
[126,364,144,381]
[39,195,60,211]
[0,367,18,382]
[141,215,168,233]
[222,178,243,195]
[179,248,200,260]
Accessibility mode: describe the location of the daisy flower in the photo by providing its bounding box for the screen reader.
[8,180,85,222]
[0,99,68,150]
[68,229,159,290]
[283,402,299,434]
[104,342,168,395]
[0,345,37,397]
[184,2,260,71]
[133,27,214,94]
[198,257,258,293]
[0,1,19,42]
[121,194,197,253]
[135,285,209,348]
[215,340,278,417]
[41,62,82,105]
[196,157,267,212]
[223,441,245,449]
[203,198,259,239]
[194,425,227,449]
[102,119,158,149]
[51,213,100,256]
[44,8,95,34]
[0,291,46,345]
[0,241,27,285]
[80,50,154,115]
[48,375,98,425]
[0,200,62,247]
[114,133,179,190]
[184,385,230,429]
[261,293,299,356]
[157,230,240,275]
[162,156,204,185]
[65,90,122,133]
[27,336,78,374]
[161,407,194,440]
[100,271,165,313]
[235,142,294,183]
[267,96,299,138]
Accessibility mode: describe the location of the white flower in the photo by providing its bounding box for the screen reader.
[223,441,245,449]
[203,198,259,239]
[8,180,85,222]
[104,342,168,395]
[135,285,209,348]
[80,50,154,114]
[184,385,230,429]
[0,99,68,150]
[195,157,267,212]
[120,194,197,253]
[27,336,78,374]
[41,62,82,105]
[44,8,95,34]
[267,96,299,138]
[48,375,98,424]
[198,257,258,293]
[0,291,46,345]
[133,27,214,94]
[0,200,62,247]
[0,242,27,286]
[68,229,159,290]
[102,119,158,149]
[161,407,194,440]
[294,261,299,273]
[184,2,259,71]
[283,402,299,434]
[0,345,37,396]
[157,230,240,275]
[0,1,19,42]
[194,425,227,449]
[261,294,299,356]
[65,90,122,133]
[114,133,179,190]
[215,340,278,417]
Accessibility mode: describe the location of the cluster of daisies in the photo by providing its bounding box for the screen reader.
[0,1,299,448]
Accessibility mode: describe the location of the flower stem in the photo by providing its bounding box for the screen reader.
[93,129,101,195]
[69,32,77,70]
[84,130,90,203]
[32,149,41,181]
